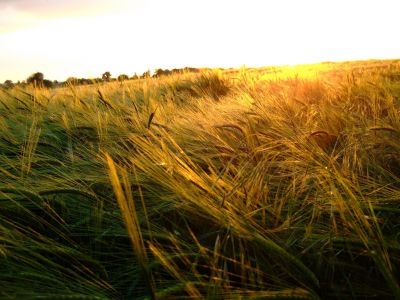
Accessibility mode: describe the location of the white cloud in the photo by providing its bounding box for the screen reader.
[0,0,139,15]
[0,0,143,33]
[0,6,41,34]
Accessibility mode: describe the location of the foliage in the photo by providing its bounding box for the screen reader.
[64,77,93,87]
[153,67,202,78]
[26,72,44,86]
[102,71,112,81]
[130,73,139,80]
[25,72,53,88]
[2,80,14,90]
[153,68,167,78]
[118,74,129,82]
[141,69,151,79]
[0,59,400,299]
[42,79,53,88]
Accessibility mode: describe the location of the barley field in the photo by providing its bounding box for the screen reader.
[1,59,400,299]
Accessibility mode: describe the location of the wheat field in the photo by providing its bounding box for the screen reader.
[1,59,400,299]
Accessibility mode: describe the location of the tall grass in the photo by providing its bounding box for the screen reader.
[1,60,400,299]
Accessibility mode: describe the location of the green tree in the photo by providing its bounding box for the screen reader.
[42,79,53,88]
[27,72,44,86]
[2,80,14,90]
[76,78,90,85]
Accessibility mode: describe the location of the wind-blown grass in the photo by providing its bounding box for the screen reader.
[1,59,400,299]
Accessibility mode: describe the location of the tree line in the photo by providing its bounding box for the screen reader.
[1,67,224,89]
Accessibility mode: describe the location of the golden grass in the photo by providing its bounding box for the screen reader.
[1,59,400,299]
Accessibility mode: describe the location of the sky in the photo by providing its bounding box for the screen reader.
[0,0,399,82]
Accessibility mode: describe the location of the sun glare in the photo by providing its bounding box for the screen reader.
[0,0,399,82]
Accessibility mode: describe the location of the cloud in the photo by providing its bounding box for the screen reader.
[0,0,138,17]
[0,0,142,33]
[0,6,40,34]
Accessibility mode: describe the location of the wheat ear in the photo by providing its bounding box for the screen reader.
[0,187,44,205]
[38,188,99,201]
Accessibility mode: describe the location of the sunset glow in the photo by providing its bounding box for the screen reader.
[1,0,399,82]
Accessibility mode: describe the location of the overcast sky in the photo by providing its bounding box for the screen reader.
[1,0,399,82]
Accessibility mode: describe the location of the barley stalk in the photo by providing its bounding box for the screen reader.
[18,272,68,289]
[38,188,99,202]
[0,205,44,229]
[29,246,108,280]
[370,250,400,300]
[34,295,106,300]
[251,233,319,286]
[0,187,44,205]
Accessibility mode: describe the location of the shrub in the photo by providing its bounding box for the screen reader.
[26,72,44,86]
[42,79,53,88]
[118,74,129,82]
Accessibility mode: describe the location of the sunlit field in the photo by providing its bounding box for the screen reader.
[1,59,400,299]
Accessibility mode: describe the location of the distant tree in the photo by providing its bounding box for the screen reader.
[171,68,182,74]
[183,67,200,73]
[42,79,53,88]
[153,69,165,78]
[130,73,139,80]
[91,77,103,84]
[141,69,151,79]
[82,78,91,85]
[66,77,78,86]
[102,71,112,81]
[153,68,175,77]
[27,72,44,86]
[118,74,129,82]
[3,80,14,89]
[53,80,58,84]
[153,69,161,78]
[73,78,90,85]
